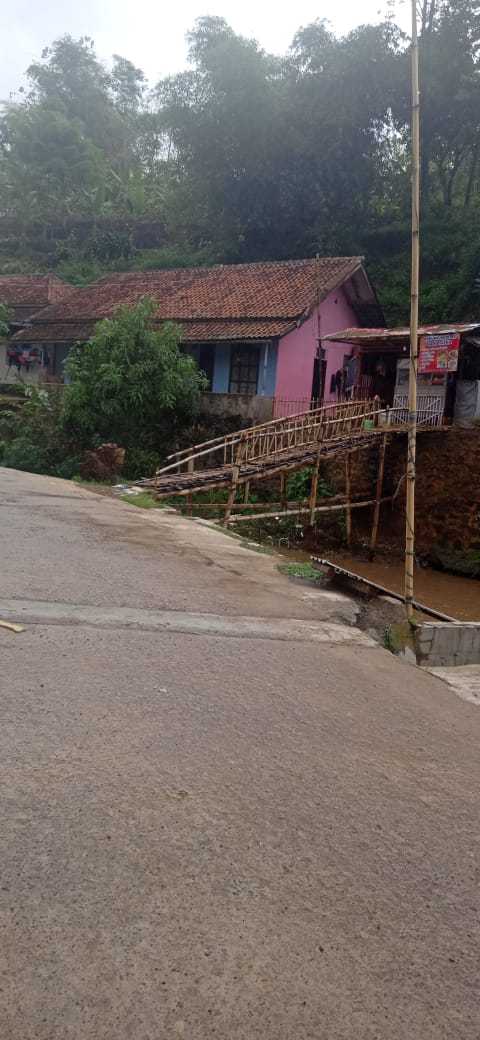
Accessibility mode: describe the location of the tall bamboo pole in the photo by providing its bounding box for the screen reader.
[405,0,420,620]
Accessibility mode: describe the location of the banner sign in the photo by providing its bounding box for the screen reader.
[418,332,459,374]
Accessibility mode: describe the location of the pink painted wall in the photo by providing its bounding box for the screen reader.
[274,311,318,403]
[274,285,357,406]
[319,287,358,402]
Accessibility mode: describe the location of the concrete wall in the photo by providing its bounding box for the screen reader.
[415,622,480,667]
[275,286,357,405]
[199,392,274,423]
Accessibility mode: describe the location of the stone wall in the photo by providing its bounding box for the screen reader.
[311,428,480,560]
[385,428,480,556]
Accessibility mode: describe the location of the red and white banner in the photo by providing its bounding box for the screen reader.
[418,332,459,374]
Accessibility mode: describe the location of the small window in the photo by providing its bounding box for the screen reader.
[229,346,259,394]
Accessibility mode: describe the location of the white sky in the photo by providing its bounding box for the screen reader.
[1,0,409,100]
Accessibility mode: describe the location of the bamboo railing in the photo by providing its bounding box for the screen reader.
[157,398,381,478]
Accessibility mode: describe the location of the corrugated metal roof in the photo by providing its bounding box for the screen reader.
[324,323,480,344]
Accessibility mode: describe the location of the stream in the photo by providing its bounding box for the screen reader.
[308,551,480,622]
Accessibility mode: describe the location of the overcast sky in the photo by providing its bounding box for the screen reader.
[1,0,409,100]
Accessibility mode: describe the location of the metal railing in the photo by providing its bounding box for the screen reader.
[392,394,444,427]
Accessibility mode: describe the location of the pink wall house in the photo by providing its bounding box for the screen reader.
[275,285,358,406]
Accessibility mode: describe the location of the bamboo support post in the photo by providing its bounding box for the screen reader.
[223,465,239,524]
[405,0,420,620]
[244,481,250,504]
[345,455,352,547]
[223,435,244,524]
[186,457,194,516]
[309,452,321,525]
[369,434,387,558]
[280,473,287,511]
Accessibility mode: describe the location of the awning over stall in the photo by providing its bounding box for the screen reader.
[324,322,480,350]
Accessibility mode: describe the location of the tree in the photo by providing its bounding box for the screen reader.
[0,302,11,337]
[62,299,206,475]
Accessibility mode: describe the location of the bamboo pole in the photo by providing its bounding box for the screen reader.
[244,481,250,504]
[345,455,352,547]
[280,473,287,511]
[405,0,420,620]
[309,446,322,525]
[369,434,387,558]
[186,457,194,516]
[223,466,239,524]
[226,495,396,524]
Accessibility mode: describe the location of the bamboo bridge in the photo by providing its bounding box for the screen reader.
[136,397,444,530]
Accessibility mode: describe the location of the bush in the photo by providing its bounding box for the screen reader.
[63,298,207,465]
[2,436,51,473]
[1,302,206,481]
[2,387,73,474]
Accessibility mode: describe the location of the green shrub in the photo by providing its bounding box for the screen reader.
[429,544,480,578]
[122,447,162,481]
[286,467,336,500]
[53,456,83,479]
[2,437,51,473]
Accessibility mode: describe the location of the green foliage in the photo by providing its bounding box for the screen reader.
[429,544,480,578]
[286,467,336,500]
[62,298,206,470]
[0,306,204,479]
[1,436,51,473]
[278,561,324,582]
[1,9,480,318]
[0,302,11,337]
[121,492,160,508]
[1,387,71,474]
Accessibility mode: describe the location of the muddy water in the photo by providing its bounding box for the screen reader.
[314,552,480,622]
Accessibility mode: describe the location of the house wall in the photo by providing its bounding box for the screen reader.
[320,287,358,402]
[274,286,357,406]
[211,342,277,395]
[199,392,274,423]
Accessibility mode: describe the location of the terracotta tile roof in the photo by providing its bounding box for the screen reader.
[12,257,364,344]
[180,318,296,341]
[14,317,296,344]
[0,274,72,308]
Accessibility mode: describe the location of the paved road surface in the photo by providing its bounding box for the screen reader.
[1,467,479,1039]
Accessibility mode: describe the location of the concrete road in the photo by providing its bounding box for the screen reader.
[1,467,479,1040]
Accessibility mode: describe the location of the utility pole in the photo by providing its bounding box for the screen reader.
[405,0,420,620]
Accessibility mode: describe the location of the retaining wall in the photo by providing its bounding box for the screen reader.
[415,622,480,667]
